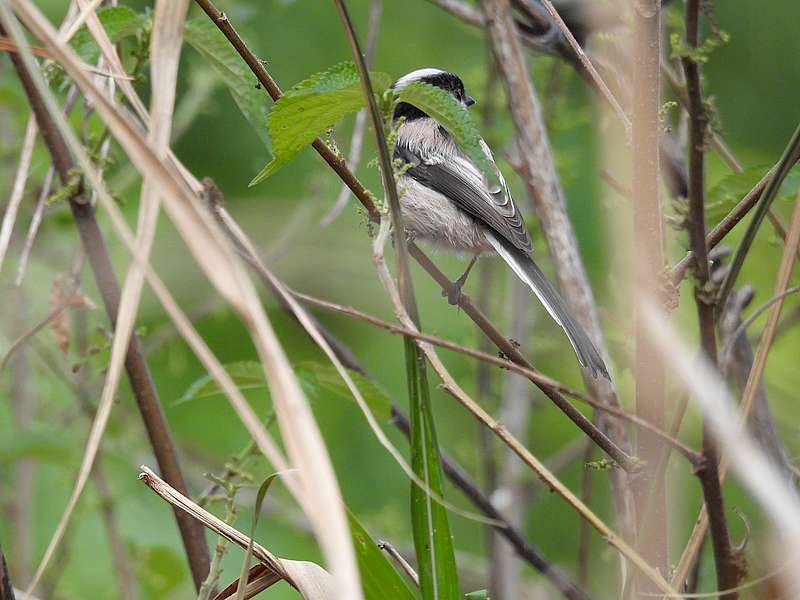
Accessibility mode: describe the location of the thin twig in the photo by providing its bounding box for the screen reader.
[374,218,677,597]
[192,0,638,473]
[671,185,800,590]
[718,286,798,480]
[320,0,381,226]
[204,183,599,599]
[716,122,800,309]
[0,116,36,273]
[0,265,83,371]
[671,164,779,284]
[378,541,419,587]
[293,289,701,464]
[681,1,739,595]
[14,166,53,287]
[535,0,629,134]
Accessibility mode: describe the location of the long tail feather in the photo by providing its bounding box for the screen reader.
[485,231,610,380]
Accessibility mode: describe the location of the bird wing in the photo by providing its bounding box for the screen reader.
[395,137,533,253]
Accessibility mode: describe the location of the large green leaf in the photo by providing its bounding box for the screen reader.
[70,6,148,64]
[175,360,392,421]
[296,362,392,421]
[176,361,265,403]
[349,511,420,600]
[249,62,392,185]
[395,81,491,179]
[0,430,73,465]
[184,18,271,150]
[406,339,460,600]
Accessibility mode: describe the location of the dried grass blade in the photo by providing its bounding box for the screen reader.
[215,204,497,525]
[139,467,339,600]
[11,3,363,595]
[0,116,36,273]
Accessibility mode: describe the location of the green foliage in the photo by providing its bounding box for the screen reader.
[296,361,393,421]
[348,511,420,600]
[135,545,187,599]
[70,6,149,64]
[0,430,73,465]
[184,18,272,151]
[707,164,800,223]
[669,29,730,65]
[176,360,392,421]
[394,82,491,178]
[250,62,392,185]
[177,361,265,402]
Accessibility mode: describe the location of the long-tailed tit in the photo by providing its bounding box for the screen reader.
[391,68,609,379]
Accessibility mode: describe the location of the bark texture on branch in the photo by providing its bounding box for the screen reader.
[480,0,635,535]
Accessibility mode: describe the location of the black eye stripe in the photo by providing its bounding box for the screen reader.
[419,72,468,100]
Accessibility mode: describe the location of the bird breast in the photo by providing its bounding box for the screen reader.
[398,175,493,254]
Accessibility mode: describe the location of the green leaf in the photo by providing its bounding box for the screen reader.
[296,361,392,422]
[70,6,148,64]
[136,545,186,599]
[249,62,392,185]
[707,164,800,223]
[236,473,280,600]
[175,361,266,404]
[175,361,392,421]
[406,339,460,600]
[0,430,73,465]
[395,81,491,178]
[184,18,272,150]
[349,511,420,600]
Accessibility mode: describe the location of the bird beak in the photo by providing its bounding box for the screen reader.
[465,95,476,107]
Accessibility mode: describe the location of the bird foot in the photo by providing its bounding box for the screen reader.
[442,282,464,306]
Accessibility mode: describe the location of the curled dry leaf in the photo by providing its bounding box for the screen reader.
[138,467,337,600]
[49,274,72,354]
[48,273,93,354]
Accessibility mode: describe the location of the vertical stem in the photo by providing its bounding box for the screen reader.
[631,0,667,582]
[331,2,458,597]
[681,1,739,597]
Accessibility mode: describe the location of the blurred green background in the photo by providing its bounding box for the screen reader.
[1,0,799,598]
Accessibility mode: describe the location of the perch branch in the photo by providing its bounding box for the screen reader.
[193,0,638,471]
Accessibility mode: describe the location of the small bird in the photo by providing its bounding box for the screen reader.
[391,68,610,380]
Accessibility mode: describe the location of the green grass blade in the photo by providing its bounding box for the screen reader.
[348,511,420,600]
[235,473,280,600]
[406,338,460,600]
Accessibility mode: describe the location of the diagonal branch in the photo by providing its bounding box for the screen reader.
[479,0,636,533]
[192,0,638,471]
[373,218,677,597]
